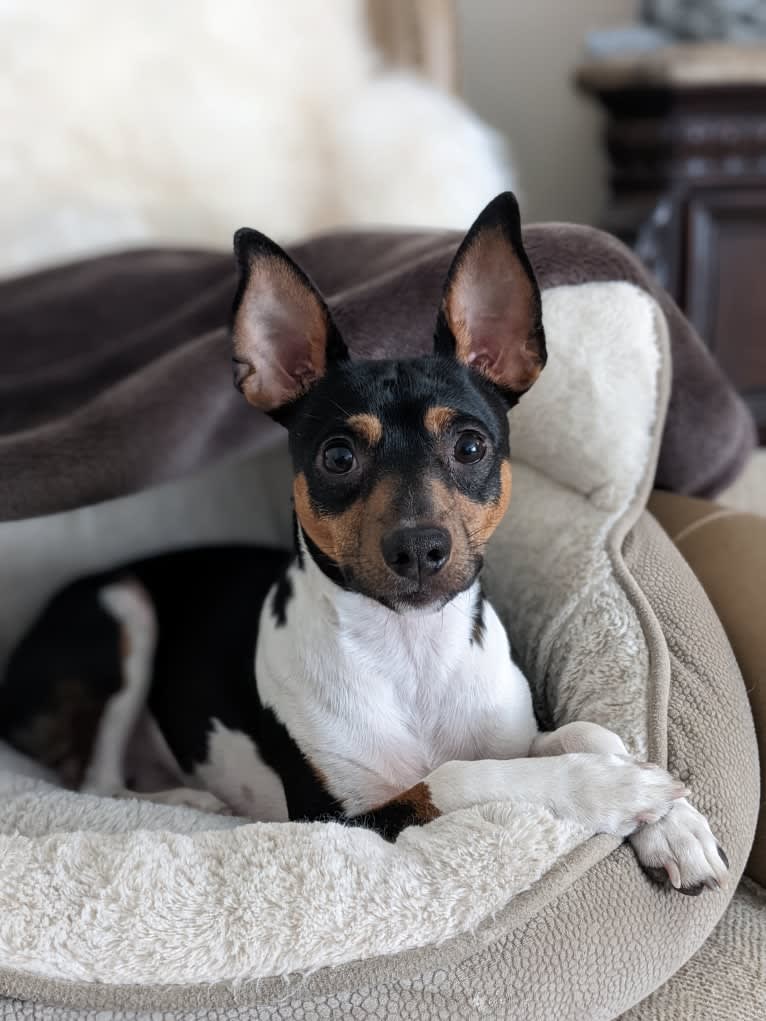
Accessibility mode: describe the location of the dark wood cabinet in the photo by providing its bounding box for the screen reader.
[578,48,766,441]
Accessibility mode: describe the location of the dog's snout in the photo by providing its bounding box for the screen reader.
[381,526,452,581]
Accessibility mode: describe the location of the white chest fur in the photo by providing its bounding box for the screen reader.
[255,555,539,814]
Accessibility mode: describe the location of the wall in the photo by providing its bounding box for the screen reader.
[456,0,637,225]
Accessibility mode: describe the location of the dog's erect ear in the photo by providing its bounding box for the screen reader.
[231,229,348,413]
[434,192,546,398]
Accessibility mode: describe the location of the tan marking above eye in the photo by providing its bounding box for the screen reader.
[346,413,383,447]
[423,406,457,437]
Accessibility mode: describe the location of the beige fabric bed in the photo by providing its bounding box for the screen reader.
[621,879,766,1021]
[0,279,759,1016]
[0,510,757,1017]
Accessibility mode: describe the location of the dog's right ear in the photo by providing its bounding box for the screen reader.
[231,229,348,414]
[434,192,545,401]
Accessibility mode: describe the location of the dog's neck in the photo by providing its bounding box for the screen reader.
[255,526,517,809]
[292,527,483,667]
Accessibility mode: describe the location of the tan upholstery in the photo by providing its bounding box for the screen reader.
[649,491,766,887]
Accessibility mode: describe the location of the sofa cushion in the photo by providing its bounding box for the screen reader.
[649,491,766,887]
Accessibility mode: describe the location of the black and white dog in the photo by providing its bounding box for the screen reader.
[0,194,727,893]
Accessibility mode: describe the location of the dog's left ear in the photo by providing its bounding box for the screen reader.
[434,192,546,399]
[231,229,348,414]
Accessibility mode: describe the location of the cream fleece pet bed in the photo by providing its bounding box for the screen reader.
[0,283,759,1018]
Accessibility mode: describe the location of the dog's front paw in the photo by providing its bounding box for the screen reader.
[629,798,729,894]
[573,756,687,837]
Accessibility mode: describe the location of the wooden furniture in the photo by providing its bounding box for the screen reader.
[578,44,766,441]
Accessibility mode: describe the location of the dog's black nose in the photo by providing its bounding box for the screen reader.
[381,527,452,581]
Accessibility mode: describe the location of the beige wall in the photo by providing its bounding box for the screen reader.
[455,0,636,225]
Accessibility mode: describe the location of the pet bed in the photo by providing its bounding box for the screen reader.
[0,226,759,1019]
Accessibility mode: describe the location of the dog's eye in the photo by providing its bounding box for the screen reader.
[322,441,356,475]
[453,431,486,465]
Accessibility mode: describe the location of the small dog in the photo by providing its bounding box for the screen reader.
[0,194,727,893]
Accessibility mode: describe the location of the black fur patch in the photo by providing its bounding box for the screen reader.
[270,571,293,627]
[292,514,305,570]
[0,578,124,787]
[471,587,486,647]
[253,705,342,820]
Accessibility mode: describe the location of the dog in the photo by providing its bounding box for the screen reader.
[0,193,728,893]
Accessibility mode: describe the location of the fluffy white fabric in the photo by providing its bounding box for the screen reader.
[0,282,668,984]
[1,782,587,984]
[0,0,511,278]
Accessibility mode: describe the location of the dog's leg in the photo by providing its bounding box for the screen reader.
[348,753,686,842]
[79,580,157,797]
[115,787,234,815]
[530,720,729,892]
[530,720,630,758]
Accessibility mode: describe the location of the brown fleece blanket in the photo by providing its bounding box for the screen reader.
[0,224,755,522]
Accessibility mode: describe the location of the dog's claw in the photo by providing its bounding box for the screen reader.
[665,859,682,889]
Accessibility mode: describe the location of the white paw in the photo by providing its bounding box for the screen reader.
[572,755,687,838]
[629,798,729,894]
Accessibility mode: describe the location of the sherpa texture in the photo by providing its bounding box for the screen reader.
[1,282,663,985]
[0,0,509,277]
[1,882,764,1021]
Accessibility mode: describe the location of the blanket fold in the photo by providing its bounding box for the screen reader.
[0,225,754,521]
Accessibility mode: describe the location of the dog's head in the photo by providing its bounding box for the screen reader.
[231,193,545,611]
